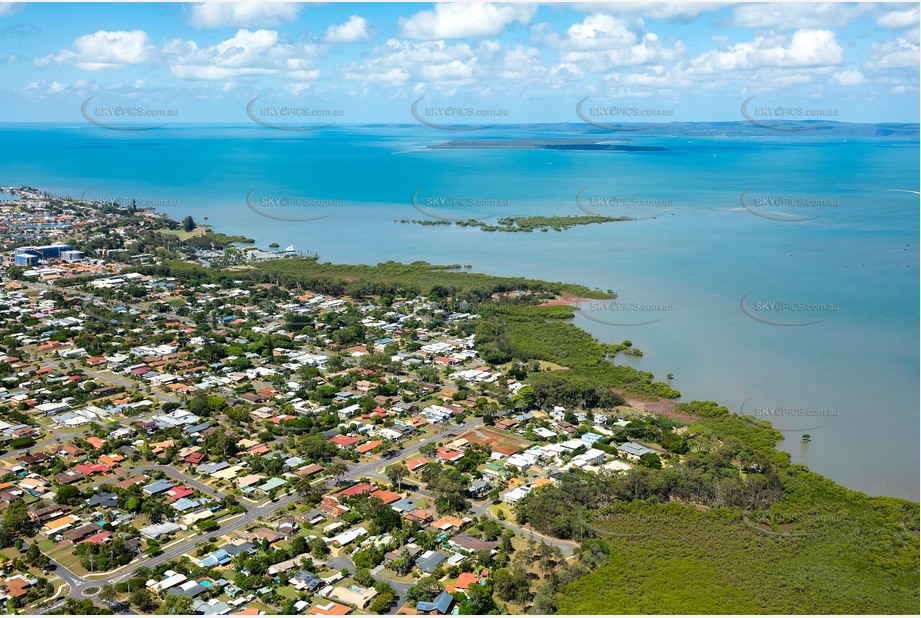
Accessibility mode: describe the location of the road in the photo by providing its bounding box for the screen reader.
[40,418,484,612]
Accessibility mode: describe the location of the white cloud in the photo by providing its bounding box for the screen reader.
[730,3,862,29]
[573,2,731,22]
[167,29,318,82]
[399,2,536,39]
[875,4,919,30]
[38,30,154,71]
[323,15,370,43]
[188,2,301,28]
[832,69,866,86]
[562,14,639,50]
[687,29,843,75]
[865,37,920,70]
[22,78,93,97]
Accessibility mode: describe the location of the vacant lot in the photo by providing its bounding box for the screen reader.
[458,427,532,453]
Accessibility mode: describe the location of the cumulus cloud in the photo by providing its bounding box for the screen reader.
[686,29,843,75]
[573,2,731,22]
[323,15,370,43]
[730,3,862,29]
[37,30,154,71]
[399,2,536,39]
[188,2,301,28]
[875,4,919,30]
[167,29,318,82]
[832,69,866,86]
[538,14,684,72]
[865,37,920,70]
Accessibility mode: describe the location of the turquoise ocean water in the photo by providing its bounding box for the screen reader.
[0,124,917,500]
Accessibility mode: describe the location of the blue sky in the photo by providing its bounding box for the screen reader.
[1,2,918,124]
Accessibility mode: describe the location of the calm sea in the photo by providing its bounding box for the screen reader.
[0,124,917,500]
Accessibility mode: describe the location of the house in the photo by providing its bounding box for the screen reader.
[117,474,148,489]
[355,440,381,455]
[370,489,401,505]
[28,504,70,524]
[309,601,351,615]
[416,591,454,615]
[289,570,323,591]
[192,599,232,615]
[139,522,181,539]
[445,572,480,593]
[503,486,531,507]
[58,445,85,458]
[448,534,498,553]
[258,477,287,493]
[87,492,119,509]
[74,463,109,476]
[236,474,265,489]
[431,515,467,531]
[248,528,284,545]
[143,479,175,495]
[467,478,491,498]
[166,486,195,502]
[63,523,102,544]
[406,457,429,473]
[185,452,206,465]
[415,550,447,574]
[328,435,361,449]
[390,498,418,513]
[329,584,377,609]
[406,509,433,525]
[617,442,656,461]
[44,515,78,534]
[435,449,463,463]
[295,463,324,477]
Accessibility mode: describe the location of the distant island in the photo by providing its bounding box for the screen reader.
[428,138,668,152]
[398,215,637,232]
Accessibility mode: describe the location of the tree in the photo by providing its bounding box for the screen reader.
[385,462,409,489]
[459,582,497,614]
[129,588,159,612]
[157,594,193,615]
[406,576,443,603]
[493,567,530,604]
[327,461,349,484]
[56,485,84,506]
[25,543,50,569]
[181,215,196,232]
[99,585,117,606]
